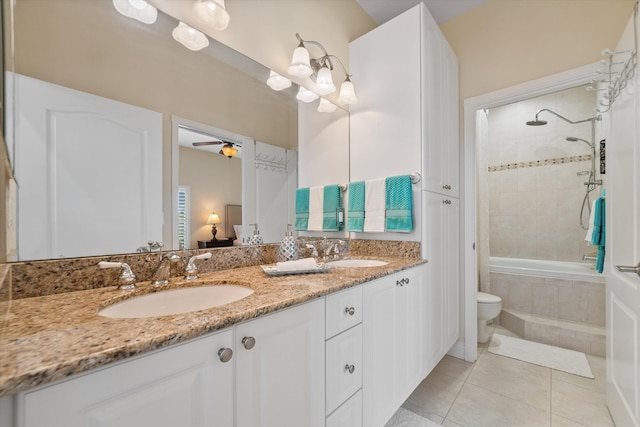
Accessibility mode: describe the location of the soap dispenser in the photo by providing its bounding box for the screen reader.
[246,224,264,245]
[276,224,298,262]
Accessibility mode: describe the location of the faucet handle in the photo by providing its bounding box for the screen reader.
[185,252,212,280]
[99,261,137,290]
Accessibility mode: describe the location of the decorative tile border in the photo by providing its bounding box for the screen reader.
[488,155,591,172]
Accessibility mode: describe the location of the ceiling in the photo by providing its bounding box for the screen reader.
[356,0,489,25]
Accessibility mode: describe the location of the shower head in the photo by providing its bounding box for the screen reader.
[526,108,601,127]
[526,119,548,126]
[566,136,594,148]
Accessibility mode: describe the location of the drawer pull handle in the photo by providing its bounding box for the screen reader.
[344,306,356,316]
[218,348,233,363]
[344,364,355,374]
[396,278,410,286]
[242,336,256,350]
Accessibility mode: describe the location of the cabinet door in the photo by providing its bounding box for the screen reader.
[444,197,461,350]
[235,299,325,427]
[363,268,425,427]
[19,329,234,427]
[326,324,363,415]
[421,6,459,198]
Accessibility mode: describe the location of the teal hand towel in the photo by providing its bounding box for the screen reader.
[591,196,606,273]
[295,187,310,231]
[323,184,342,231]
[385,175,413,232]
[347,181,365,232]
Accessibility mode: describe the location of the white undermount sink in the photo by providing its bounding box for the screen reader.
[98,285,254,318]
[325,259,389,268]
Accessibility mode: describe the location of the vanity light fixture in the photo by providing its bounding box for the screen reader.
[193,0,231,31]
[318,98,338,113]
[206,212,221,241]
[112,0,157,24]
[266,71,292,91]
[172,22,210,51]
[296,86,319,103]
[287,33,357,105]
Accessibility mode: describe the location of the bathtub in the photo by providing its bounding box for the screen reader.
[489,257,605,284]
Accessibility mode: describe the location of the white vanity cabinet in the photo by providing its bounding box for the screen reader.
[17,328,235,427]
[235,298,325,427]
[362,266,427,427]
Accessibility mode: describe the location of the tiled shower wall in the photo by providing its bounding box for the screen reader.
[483,85,602,263]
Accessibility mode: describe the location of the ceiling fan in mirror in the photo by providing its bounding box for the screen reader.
[192,140,240,158]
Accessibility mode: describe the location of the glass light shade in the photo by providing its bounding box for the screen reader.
[220,145,238,158]
[207,212,221,224]
[266,71,292,91]
[314,66,336,96]
[318,98,338,113]
[193,0,231,31]
[296,87,319,103]
[288,46,313,78]
[337,79,358,105]
[172,22,209,51]
[112,0,157,24]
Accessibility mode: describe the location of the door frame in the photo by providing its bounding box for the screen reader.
[461,62,599,362]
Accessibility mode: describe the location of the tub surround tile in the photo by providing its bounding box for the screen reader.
[558,283,588,323]
[0,243,423,397]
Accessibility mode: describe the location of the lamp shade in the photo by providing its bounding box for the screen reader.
[314,66,336,96]
[288,46,313,79]
[172,22,209,51]
[296,86,319,103]
[266,70,292,91]
[207,212,221,224]
[337,78,358,105]
[193,0,230,31]
[112,0,157,24]
[318,98,338,113]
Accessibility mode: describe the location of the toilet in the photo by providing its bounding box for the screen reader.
[477,292,503,344]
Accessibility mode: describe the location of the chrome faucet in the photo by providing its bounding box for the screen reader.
[185,252,212,280]
[98,261,137,290]
[152,252,181,285]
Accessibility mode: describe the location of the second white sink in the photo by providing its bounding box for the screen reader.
[99,285,254,318]
[325,259,389,268]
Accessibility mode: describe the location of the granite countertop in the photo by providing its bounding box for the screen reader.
[0,256,425,397]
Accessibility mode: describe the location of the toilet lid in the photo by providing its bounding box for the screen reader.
[478,292,502,304]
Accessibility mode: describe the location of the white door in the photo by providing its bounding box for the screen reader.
[606,31,640,426]
[14,73,162,260]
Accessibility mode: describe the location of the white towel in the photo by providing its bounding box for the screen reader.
[364,178,386,232]
[276,257,318,272]
[308,186,324,231]
[585,198,597,242]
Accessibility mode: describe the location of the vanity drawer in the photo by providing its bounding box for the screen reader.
[326,389,362,427]
[325,285,362,339]
[326,324,363,415]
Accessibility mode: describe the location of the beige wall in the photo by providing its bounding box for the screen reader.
[179,146,241,246]
[440,0,636,100]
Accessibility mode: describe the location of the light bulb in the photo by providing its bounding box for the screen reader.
[112,0,157,24]
[296,87,319,103]
[288,46,313,79]
[172,22,209,51]
[193,0,231,31]
[314,66,336,96]
[337,78,358,105]
[266,70,292,91]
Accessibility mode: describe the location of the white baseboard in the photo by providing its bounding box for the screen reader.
[446,341,465,360]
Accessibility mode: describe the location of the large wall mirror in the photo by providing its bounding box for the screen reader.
[2,0,352,262]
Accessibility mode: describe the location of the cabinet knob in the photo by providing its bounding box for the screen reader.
[344,306,356,316]
[218,348,233,363]
[442,199,452,205]
[242,336,256,350]
[442,184,452,190]
[344,364,355,374]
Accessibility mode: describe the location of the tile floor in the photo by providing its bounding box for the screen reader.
[399,326,614,427]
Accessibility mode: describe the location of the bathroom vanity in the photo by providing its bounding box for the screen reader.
[0,253,459,427]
